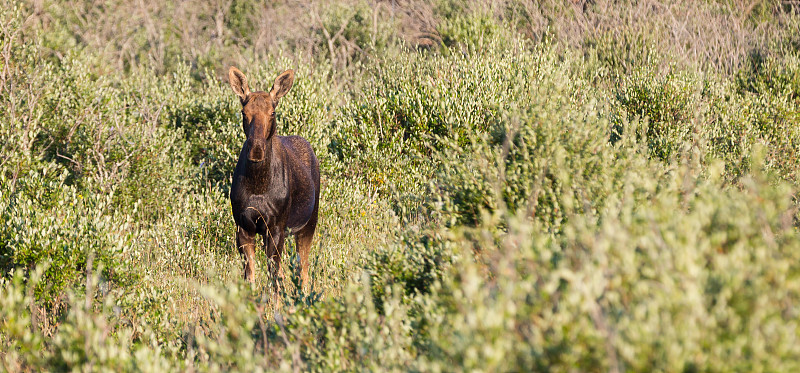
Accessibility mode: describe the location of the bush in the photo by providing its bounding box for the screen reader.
[435,46,635,231]
[704,53,800,182]
[0,163,135,305]
[614,67,701,161]
[417,155,800,372]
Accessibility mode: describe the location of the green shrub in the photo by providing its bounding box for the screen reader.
[416,156,800,372]
[584,30,661,77]
[0,163,135,304]
[737,53,800,97]
[614,67,701,161]
[438,12,511,50]
[703,53,800,182]
[434,46,640,231]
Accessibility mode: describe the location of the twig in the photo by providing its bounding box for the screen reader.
[274,311,301,373]
[255,293,270,367]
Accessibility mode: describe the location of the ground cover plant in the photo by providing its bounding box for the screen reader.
[2,0,800,371]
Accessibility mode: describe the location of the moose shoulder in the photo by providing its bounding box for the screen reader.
[228,67,320,291]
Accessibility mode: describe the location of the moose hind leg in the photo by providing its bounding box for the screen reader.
[295,211,317,293]
[236,227,257,283]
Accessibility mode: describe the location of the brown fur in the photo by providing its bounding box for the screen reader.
[228,67,320,292]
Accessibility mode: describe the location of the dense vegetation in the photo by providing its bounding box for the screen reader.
[2,0,800,370]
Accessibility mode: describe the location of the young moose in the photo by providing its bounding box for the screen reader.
[228,67,320,291]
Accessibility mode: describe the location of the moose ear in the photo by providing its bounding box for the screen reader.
[228,67,250,102]
[270,70,295,101]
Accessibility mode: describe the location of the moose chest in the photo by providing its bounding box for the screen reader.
[230,175,290,234]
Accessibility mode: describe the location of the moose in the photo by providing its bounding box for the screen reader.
[227,67,320,291]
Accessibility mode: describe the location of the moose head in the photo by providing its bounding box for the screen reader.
[228,67,295,163]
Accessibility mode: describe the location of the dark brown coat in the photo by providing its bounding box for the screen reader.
[228,67,320,290]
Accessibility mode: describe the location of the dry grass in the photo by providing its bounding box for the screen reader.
[24,0,797,78]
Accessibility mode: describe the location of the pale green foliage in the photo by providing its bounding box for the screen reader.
[3,0,800,371]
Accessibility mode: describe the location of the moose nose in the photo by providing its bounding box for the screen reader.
[247,139,266,163]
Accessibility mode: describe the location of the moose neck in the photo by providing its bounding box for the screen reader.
[245,135,280,193]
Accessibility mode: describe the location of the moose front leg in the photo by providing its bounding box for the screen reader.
[264,225,286,287]
[236,226,257,283]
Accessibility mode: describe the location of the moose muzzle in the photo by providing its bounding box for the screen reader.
[247,138,267,163]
